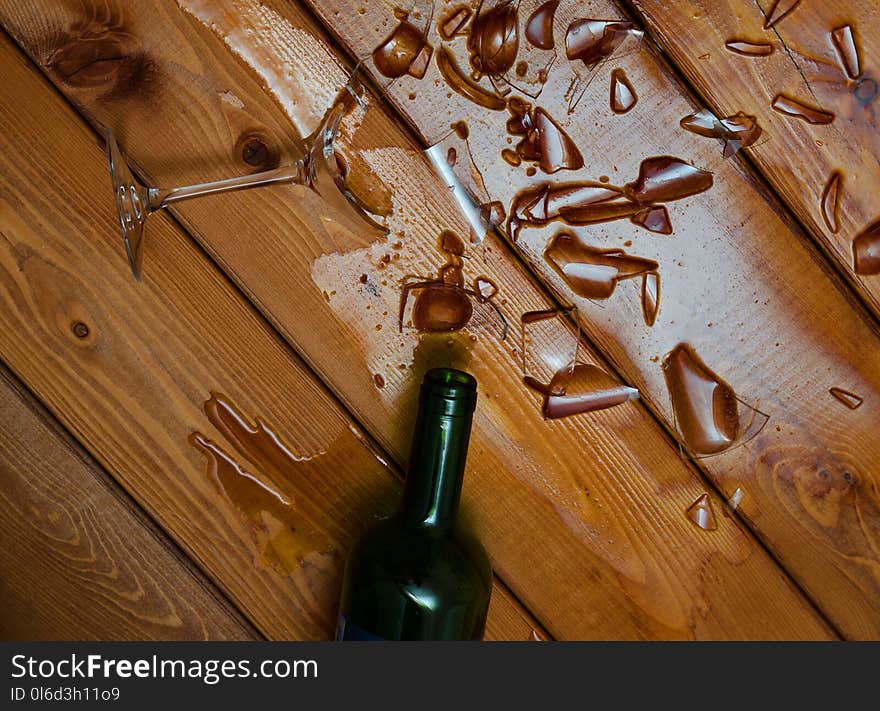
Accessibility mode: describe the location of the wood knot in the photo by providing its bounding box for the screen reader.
[235,131,280,172]
[71,321,90,339]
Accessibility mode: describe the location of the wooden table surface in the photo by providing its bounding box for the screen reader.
[0,0,876,640]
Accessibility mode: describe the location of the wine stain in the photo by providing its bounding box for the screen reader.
[679,110,763,157]
[763,0,801,30]
[543,231,658,300]
[47,7,155,101]
[820,172,842,234]
[467,0,520,77]
[525,0,559,50]
[189,393,329,575]
[372,17,433,79]
[506,99,584,173]
[399,230,506,336]
[438,5,472,40]
[831,25,861,80]
[771,94,835,124]
[507,155,711,239]
[524,362,639,419]
[436,45,507,110]
[565,19,634,70]
[686,493,717,531]
[662,344,741,456]
[609,68,637,114]
[724,39,774,57]
[852,219,880,275]
[828,387,864,410]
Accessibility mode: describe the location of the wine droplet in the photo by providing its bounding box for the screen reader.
[609,68,637,114]
[831,25,861,80]
[641,271,660,327]
[771,94,835,124]
[725,40,773,57]
[820,171,842,234]
[829,387,864,410]
[662,344,740,456]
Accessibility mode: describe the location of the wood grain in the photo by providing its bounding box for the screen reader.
[0,34,539,641]
[626,0,880,317]
[0,366,257,640]
[0,1,836,638]
[301,0,880,638]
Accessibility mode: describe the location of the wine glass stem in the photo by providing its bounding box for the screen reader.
[149,162,306,209]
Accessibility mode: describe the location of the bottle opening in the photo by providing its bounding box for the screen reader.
[421,368,478,413]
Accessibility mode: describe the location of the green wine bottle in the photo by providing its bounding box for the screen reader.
[337,368,492,640]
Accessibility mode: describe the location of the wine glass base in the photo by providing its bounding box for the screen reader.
[105,128,151,280]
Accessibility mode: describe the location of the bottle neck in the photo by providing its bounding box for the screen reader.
[399,393,474,532]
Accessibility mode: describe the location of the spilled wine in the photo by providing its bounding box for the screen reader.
[337,368,492,640]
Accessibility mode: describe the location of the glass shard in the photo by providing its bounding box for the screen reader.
[829,387,864,410]
[609,68,637,114]
[727,487,744,511]
[771,94,835,124]
[852,219,880,275]
[686,493,717,530]
[525,0,559,50]
[520,307,580,387]
[541,363,639,419]
[679,109,763,157]
[565,19,634,70]
[820,172,842,234]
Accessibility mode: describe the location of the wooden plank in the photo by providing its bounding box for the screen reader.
[298,0,880,638]
[626,0,880,317]
[0,1,835,639]
[0,35,539,641]
[0,366,258,640]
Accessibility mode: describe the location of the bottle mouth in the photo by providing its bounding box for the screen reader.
[421,368,478,413]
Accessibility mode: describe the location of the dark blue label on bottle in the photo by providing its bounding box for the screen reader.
[336,616,385,641]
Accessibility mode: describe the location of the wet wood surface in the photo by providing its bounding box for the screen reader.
[0,34,540,641]
[0,0,872,639]
[304,0,880,639]
[0,365,257,641]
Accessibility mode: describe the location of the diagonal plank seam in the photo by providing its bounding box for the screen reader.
[0,359,264,640]
[292,0,850,638]
[0,24,554,642]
